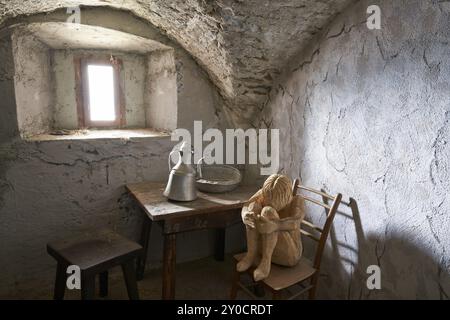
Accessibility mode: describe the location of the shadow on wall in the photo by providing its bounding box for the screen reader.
[304,198,449,300]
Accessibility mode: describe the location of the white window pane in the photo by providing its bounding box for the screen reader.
[87,65,116,121]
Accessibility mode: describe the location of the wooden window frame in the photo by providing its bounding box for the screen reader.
[74,56,126,128]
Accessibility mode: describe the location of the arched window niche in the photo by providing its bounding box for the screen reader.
[3,22,177,140]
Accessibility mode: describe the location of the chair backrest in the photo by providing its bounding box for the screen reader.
[292,179,342,271]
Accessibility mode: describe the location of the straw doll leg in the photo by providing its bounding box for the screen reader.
[254,207,279,281]
[236,226,259,272]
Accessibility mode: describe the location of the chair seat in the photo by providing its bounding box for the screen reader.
[47,230,142,273]
[234,253,317,291]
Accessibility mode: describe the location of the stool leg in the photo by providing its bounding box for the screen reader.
[81,273,95,300]
[122,260,139,300]
[99,271,108,298]
[54,262,67,300]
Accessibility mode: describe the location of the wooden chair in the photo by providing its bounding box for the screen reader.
[230,179,342,300]
[47,230,142,300]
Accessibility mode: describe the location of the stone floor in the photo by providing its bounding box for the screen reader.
[53,255,259,300]
[12,254,311,300]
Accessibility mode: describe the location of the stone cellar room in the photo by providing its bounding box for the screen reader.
[0,0,449,304]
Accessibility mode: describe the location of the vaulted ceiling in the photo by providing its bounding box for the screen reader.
[0,0,352,127]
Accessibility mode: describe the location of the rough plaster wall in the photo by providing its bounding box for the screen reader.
[262,0,450,299]
[0,33,17,224]
[146,49,178,131]
[0,0,352,128]
[27,22,171,53]
[53,49,147,129]
[0,9,239,297]
[122,54,147,128]
[175,54,219,133]
[12,31,53,137]
[52,50,77,129]
[0,32,18,143]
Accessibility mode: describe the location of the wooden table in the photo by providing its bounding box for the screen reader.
[126,181,257,300]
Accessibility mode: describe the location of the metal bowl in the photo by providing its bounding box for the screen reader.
[196,164,242,193]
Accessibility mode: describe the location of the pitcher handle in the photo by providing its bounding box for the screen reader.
[197,157,205,178]
[168,151,177,172]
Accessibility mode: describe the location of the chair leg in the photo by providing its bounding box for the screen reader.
[99,271,108,298]
[81,273,96,300]
[253,283,265,297]
[230,269,240,300]
[122,260,139,300]
[54,262,67,300]
[308,274,319,300]
[272,290,281,300]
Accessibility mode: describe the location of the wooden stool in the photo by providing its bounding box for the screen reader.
[47,231,143,300]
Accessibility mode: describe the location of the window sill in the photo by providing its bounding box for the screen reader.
[25,129,171,142]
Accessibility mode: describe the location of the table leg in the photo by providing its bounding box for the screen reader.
[137,217,152,281]
[162,233,177,300]
[214,228,226,261]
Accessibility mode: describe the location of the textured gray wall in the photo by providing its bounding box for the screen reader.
[262,0,450,299]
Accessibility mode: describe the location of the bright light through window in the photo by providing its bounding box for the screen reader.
[87,65,116,121]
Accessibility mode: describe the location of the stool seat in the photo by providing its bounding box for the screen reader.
[47,232,142,274]
[47,230,142,300]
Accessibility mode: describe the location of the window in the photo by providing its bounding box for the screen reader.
[75,57,125,128]
[87,65,116,122]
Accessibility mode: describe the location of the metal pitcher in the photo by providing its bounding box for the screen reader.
[163,142,197,201]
